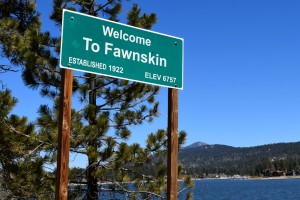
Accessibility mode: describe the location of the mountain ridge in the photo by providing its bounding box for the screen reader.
[179,141,300,177]
[184,141,300,149]
[184,141,208,149]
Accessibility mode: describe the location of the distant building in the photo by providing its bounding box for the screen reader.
[272,171,284,177]
[286,170,296,176]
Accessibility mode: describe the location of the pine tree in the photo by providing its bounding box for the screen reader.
[0,1,193,199]
[37,101,193,199]
[0,89,54,199]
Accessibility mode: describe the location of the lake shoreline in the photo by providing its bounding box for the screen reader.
[191,175,300,181]
[248,175,300,180]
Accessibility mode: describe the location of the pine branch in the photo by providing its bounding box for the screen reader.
[148,139,168,153]
[97,82,136,109]
[108,113,153,128]
[0,64,19,73]
[100,186,166,199]
[2,117,53,148]
[178,187,187,194]
[28,142,44,155]
[99,91,157,112]
[120,167,153,180]
[74,75,91,79]
[97,84,157,112]
[94,77,118,90]
[94,0,114,13]
[38,63,60,75]
[70,148,87,154]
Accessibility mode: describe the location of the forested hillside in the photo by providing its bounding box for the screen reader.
[179,142,300,177]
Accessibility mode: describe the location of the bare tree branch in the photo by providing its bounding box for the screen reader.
[0,65,19,73]
[94,0,114,13]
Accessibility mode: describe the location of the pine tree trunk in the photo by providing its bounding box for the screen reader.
[87,78,99,200]
[87,154,99,200]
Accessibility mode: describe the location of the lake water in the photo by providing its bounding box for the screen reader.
[70,178,300,199]
[183,178,300,200]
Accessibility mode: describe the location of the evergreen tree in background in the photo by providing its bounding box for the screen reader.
[0,0,193,199]
[0,89,54,199]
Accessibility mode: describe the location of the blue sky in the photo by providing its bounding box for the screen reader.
[1,0,300,155]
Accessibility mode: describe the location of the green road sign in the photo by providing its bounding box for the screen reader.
[60,9,184,89]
